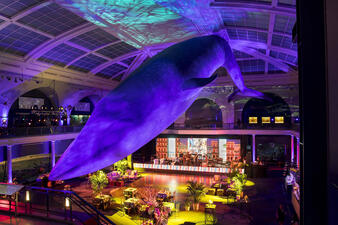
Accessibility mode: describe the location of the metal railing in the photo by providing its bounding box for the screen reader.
[0,125,84,139]
[169,122,300,131]
[1,185,114,225]
[0,122,300,139]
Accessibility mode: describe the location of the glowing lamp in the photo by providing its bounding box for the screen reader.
[209,200,213,204]
[25,190,30,202]
[65,197,70,208]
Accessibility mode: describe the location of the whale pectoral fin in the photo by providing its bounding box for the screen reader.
[228,88,272,102]
[182,73,217,90]
[228,89,241,102]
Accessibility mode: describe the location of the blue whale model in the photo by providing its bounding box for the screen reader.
[49,35,265,180]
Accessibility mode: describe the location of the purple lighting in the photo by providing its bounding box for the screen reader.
[49,35,265,181]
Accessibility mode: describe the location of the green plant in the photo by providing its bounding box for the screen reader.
[186,181,205,204]
[229,169,239,179]
[114,159,129,175]
[184,197,192,211]
[232,173,247,195]
[89,170,108,196]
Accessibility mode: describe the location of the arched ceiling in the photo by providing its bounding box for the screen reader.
[0,0,297,89]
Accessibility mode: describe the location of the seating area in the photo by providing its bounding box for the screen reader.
[106,170,139,187]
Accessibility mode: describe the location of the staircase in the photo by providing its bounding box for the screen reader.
[0,185,115,225]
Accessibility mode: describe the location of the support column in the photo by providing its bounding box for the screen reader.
[50,141,56,168]
[296,137,300,168]
[291,135,294,164]
[252,135,256,163]
[65,105,73,126]
[67,115,71,126]
[221,102,235,125]
[7,145,12,183]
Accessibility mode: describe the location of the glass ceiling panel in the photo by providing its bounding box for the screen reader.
[0,24,50,56]
[17,3,87,36]
[0,0,45,18]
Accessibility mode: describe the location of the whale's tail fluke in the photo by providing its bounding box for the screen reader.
[228,88,272,102]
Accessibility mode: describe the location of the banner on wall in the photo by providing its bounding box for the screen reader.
[74,102,90,112]
[19,97,44,109]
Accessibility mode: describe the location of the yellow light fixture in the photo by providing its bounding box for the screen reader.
[249,117,258,124]
[25,190,30,202]
[65,197,70,208]
[275,116,284,124]
[262,117,270,124]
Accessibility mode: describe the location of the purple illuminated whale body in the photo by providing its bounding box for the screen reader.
[49,35,264,180]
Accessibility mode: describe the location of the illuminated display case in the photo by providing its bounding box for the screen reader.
[262,117,271,123]
[249,117,258,124]
[275,116,284,124]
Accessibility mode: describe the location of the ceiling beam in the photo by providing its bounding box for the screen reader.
[111,70,126,80]
[270,46,297,57]
[224,26,292,38]
[229,40,297,57]
[122,53,147,80]
[231,44,291,72]
[0,1,52,31]
[25,23,96,62]
[265,0,278,73]
[210,1,296,17]
[90,51,141,74]
[12,1,52,21]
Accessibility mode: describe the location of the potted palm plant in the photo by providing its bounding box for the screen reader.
[186,181,205,211]
[184,197,192,211]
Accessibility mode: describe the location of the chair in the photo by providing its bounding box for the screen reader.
[92,198,103,209]
[207,188,216,195]
[217,189,224,196]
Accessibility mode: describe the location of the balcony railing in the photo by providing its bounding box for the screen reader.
[0,125,84,139]
[0,122,300,139]
[168,122,300,131]
[0,184,114,224]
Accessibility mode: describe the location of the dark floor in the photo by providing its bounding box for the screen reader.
[246,168,294,225]
[0,168,294,225]
[0,214,68,225]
